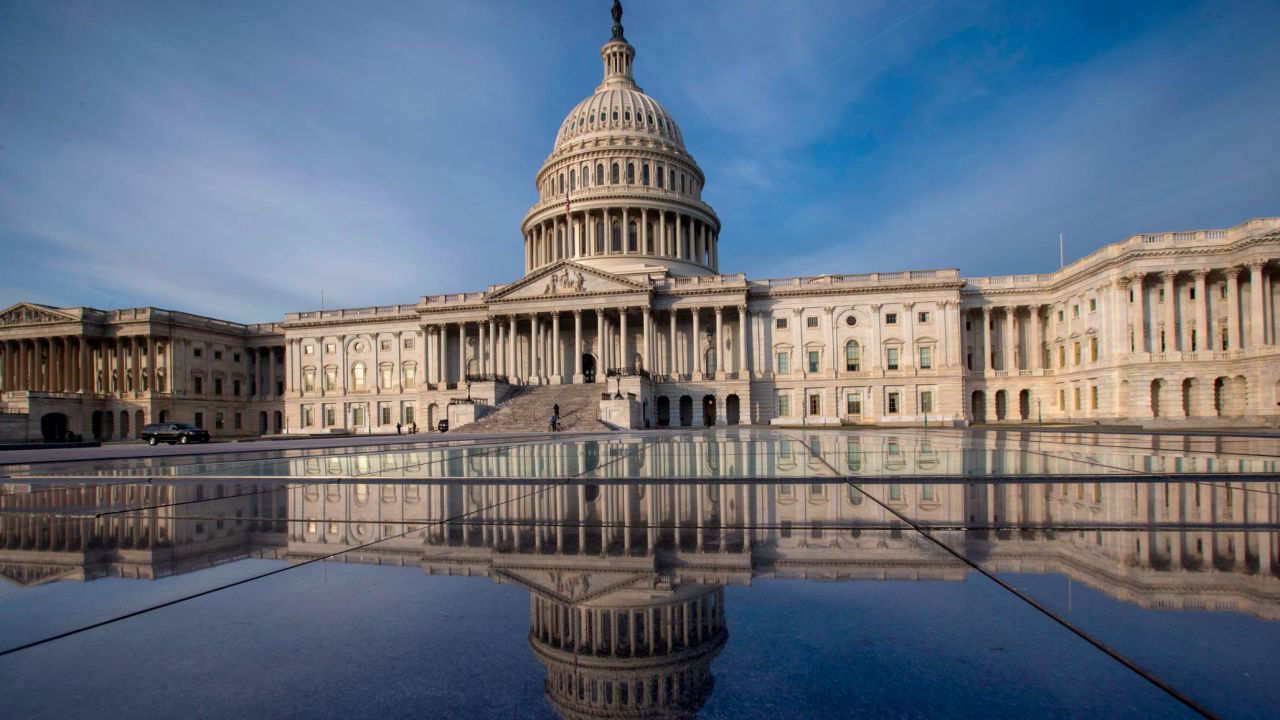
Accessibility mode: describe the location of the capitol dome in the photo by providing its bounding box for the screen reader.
[521,1,721,279]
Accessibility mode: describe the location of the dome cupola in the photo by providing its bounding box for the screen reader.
[520,0,722,279]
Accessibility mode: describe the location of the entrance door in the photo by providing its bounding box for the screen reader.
[582,354,596,383]
[40,413,68,442]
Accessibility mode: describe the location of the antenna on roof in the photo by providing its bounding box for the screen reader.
[1059,232,1064,269]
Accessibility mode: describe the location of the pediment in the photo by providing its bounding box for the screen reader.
[0,303,78,327]
[489,262,650,302]
[494,566,647,604]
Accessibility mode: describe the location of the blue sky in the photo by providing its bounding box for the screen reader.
[1,0,1277,323]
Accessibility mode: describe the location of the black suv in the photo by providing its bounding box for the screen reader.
[140,422,211,445]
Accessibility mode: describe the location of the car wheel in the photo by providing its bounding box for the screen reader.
[180,436,189,445]
[148,437,157,446]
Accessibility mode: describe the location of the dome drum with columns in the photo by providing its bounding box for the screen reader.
[522,2,720,279]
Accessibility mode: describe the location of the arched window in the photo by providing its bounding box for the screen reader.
[581,164,589,187]
[612,110,618,121]
[611,163,620,184]
[596,164,604,185]
[669,169,676,188]
[558,173,564,195]
[641,164,650,186]
[645,223,654,253]
[656,165,664,188]
[595,221,605,253]
[624,110,631,122]
[680,174,686,193]
[845,341,861,372]
[626,162,635,184]
[569,169,576,191]
[628,221,638,252]
[351,362,367,390]
[611,222,622,253]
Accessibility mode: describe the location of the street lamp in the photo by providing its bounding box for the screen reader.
[613,374,623,400]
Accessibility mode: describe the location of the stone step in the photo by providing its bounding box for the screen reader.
[466,383,611,433]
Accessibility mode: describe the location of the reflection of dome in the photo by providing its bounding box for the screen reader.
[520,1,721,279]
[529,584,727,720]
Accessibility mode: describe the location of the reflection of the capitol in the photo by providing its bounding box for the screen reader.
[3,437,1278,718]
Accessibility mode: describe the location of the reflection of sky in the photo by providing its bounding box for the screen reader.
[2,559,1278,718]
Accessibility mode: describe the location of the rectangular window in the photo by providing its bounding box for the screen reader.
[403,365,417,389]
[352,406,365,426]
[304,345,314,355]
[303,406,314,427]
[889,484,902,501]
[775,318,788,329]
[1159,288,1165,303]
[1057,309,1064,322]
[403,338,414,350]
[781,521,792,539]
[324,407,335,427]
[324,368,337,390]
[1089,337,1098,362]
[1073,342,1081,366]
[885,312,898,325]
[1058,388,1065,409]
[214,351,223,360]
[380,406,392,425]
[303,369,315,392]
[920,390,933,413]
[887,392,900,414]
[380,340,391,351]
[1090,385,1099,409]
[886,348,899,370]
[193,376,204,394]
[807,350,819,373]
[233,353,241,363]
[1189,287,1196,300]
[917,311,930,324]
[776,352,790,374]
[214,412,224,430]
[777,393,791,417]
[193,348,203,358]
[1074,387,1082,410]
[1089,298,1097,312]
[1058,346,1066,368]
[919,346,932,369]
[922,484,935,501]
[234,413,242,430]
[194,412,204,429]
[846,392,862,415]
[214,378,223,395]
[1220,284,1228,299]
[233,379,241,396]
[1072,305,1080,318]
[325,343,336,354]
[806,316,818,328]
[808,393,821,416]
[1190,330,1197,352]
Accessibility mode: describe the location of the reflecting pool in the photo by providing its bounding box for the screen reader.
[0,429,1277,718]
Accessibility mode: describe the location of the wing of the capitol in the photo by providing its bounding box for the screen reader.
[1,10,1278,443]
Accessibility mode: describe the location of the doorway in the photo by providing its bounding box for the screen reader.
[582,354,596,383]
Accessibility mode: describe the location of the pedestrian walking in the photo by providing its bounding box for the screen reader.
[396,422,402,435]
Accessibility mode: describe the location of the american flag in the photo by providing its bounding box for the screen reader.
[564,193,571,227]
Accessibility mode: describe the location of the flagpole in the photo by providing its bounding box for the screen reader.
[1059,232,1064,269]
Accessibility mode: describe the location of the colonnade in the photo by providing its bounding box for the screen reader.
[965,305,1048,373]
[1123,263,1274,354]
[0,335,165,396]
[525,206,719,273]
[423,305,749,386]
[531,588,726,658]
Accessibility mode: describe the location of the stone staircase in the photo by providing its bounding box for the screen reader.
[464,383,611,433]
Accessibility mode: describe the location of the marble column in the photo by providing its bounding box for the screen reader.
[714,306,724,378]
[619,307,629,371]
[738,306,748,377]
[1005,307,1017,371]
[116,339,126,396]
[641,307,651,373]
[1226,268,1241,351]
[508,317,517,382]
[1161,271,1177,352]
[981,308,992,372]
[1248,261,1266,347]
[669,310,678,376]
[1031,306,1043,370]
[573,310,583,382]
[691,308,701,378]
[552,311,562,382]
[1131,273,1147,353]
[1193,270,1209,352]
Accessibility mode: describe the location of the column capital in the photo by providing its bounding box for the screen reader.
[981,306,993,316]
[1159,269,1178,281]
[1224,266,1243,279]
[902,301,914,311]
[572,308,583,317]
[823,305,835,314]
[938,299,952,308]
[1126,271,1147,284]
[714,306,723,316]
[737,304,748,314]
[1246,259,1267,272]
[1190,268,1209,280]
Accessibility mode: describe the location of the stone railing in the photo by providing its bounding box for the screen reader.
[286,304,417,322]
[523,186,719,220]
[749,269,959,289]
[418,292,488,307]
[657,273,747,290]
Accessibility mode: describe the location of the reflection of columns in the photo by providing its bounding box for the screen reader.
[714,306,724,378]
[1247,261,1266,347]
[738,306,748,377]
[981,307,992,372]
[1131,273,1147,353]
[1192,270,1209,352]
[1226,268,1241,351]
[1161,271,1177,352]
[573,310,583,382]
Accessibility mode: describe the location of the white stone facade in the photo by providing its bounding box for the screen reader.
[2,9,1278,440]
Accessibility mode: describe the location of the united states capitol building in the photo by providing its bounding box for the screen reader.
[2,5,1278,442]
